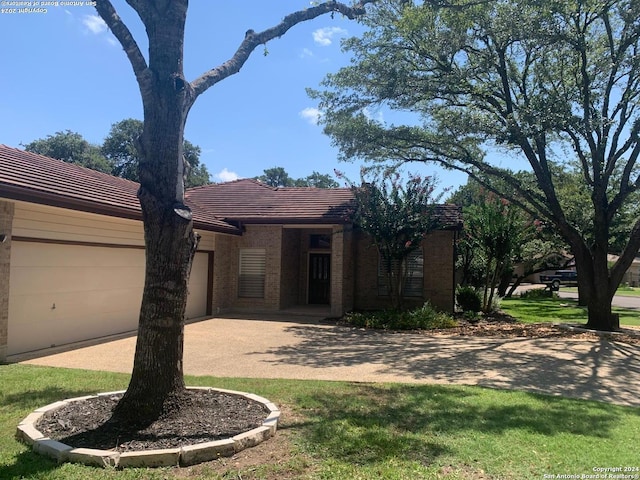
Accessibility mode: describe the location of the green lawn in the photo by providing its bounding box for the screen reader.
[1,364,639,480]
[563,285,640,297]
[501,295,640,326]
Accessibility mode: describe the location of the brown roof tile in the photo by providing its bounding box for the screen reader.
[0,145,239,234]
[0,146,462,231]
[185,179,356,224]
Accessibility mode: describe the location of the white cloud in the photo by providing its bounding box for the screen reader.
[362,106,384,123]
[215,168,240,182]
[299,107,322,125]
[82,14,107,35]
[299,48,314,59]
[312,27,347,46]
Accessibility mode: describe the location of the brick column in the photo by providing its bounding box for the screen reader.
[331,226,344,317]
[0,200,15,362]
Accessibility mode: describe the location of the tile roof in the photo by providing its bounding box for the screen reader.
[186,178,462,228]
[185,179,356,224]
[0,145,239,234]
[0,145,462,231]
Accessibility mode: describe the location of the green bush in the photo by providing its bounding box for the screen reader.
[456,285,482,312]
[519,288,554,299]
[343,303,457,330]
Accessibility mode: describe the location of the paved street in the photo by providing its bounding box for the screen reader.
[558,290,640,310]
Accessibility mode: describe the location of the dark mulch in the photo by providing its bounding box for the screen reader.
[429,312,640,345]
[36,389,269,452]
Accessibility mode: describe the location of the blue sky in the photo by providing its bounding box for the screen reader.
[0,1,467,191]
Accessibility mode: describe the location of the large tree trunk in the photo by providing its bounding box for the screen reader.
[111,1,195,425]
[94,0,375,426]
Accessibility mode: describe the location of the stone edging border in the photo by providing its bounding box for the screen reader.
[15,387,281,468]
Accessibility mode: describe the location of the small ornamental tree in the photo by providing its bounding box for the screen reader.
[463,194,529,312]
[342,169,442,309]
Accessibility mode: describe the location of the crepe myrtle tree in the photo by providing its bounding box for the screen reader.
[93,0,376,426]
[312,0,640,331]
[340,168,442,309]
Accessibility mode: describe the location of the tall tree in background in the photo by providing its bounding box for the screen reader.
[255,166,294,187]
[25,121,211,188]
[93,0,374,425]
[255,166,340,188]
[102,118,210,187]
[24,130,113,173]
[313,0,640,331]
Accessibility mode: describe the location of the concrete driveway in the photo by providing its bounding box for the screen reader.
[17,313,640,408]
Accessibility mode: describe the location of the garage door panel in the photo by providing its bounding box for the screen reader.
[8,243,146,355]
[9,243,211,355]
[185,252,208,320]
[10,266,145,294]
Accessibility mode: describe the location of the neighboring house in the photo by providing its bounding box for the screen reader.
[0,145,461,361]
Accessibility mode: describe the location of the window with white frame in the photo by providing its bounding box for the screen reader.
[238,248,266,298]
[377,249,424,297]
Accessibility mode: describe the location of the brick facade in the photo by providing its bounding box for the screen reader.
[0,200,14,362]
[210,224,455,316]
[353,229,456,312]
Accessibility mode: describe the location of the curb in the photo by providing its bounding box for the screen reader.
[16,387,280,468]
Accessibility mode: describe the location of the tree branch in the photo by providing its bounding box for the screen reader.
[95,0,150,89]
[190,1,376,101]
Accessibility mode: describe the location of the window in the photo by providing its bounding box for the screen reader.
[238,249,266,298]
[378,250,424,297]
[309,234,331,249]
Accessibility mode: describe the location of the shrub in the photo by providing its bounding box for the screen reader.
[519,288,554,299]
[456,286,482,313]
[343,303,457,331]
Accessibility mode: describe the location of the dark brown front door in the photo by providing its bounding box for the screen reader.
[308,253,330,304]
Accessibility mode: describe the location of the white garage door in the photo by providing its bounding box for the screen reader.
[8,242,210,355]
[185,251,209,320]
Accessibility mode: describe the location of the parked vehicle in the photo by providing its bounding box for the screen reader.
[540,270,578,289]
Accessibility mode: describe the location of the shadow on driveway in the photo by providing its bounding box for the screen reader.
[256,323,640,407]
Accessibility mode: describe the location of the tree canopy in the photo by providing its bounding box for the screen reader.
[255,166,339,188]
[344,169,441,308]
[24,130,113,174]
[25,120,211,187]
[313,0,640,330]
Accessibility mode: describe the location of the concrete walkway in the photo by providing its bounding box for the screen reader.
[17,314,640,408]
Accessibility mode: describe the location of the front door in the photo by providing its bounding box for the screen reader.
[308,253,330,304]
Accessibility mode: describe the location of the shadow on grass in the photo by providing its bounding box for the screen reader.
[297,383,633,466]
[0,449,60,480]
[0,383,96,480]
[1,386,93,410]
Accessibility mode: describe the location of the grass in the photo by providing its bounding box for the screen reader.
[501,295,640,327]
[563,285,640,297]
[2,364,640,479]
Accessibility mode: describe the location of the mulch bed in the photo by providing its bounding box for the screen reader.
[427,312,640,345]
[36,389,269,452]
